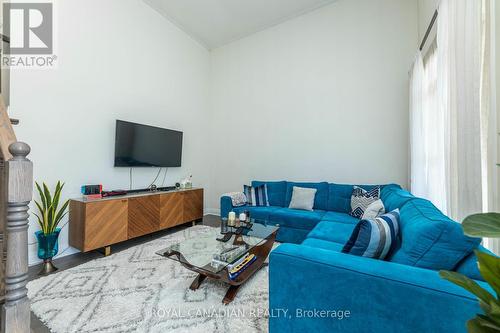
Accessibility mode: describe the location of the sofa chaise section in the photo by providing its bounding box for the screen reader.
[269,244,487,333]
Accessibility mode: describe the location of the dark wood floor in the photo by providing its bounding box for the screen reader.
[29,214,220,333]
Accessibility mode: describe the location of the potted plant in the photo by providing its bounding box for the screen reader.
[33,181,69,275]
[439,213,500,332]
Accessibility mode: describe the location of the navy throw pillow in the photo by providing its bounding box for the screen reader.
[342,209,400,260]
[244,185,269,207]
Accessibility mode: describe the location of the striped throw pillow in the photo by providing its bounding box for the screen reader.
[349,186,381,218]
[243,185,269,207]
[342,209,400,260]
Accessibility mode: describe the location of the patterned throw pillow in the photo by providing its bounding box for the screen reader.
[244,185,269,207]
[350,186,381,218]
[342,209,400,260]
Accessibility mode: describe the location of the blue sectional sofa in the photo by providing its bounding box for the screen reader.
[220,181,492,333]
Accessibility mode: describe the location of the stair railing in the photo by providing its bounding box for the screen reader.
[0,98,31,332]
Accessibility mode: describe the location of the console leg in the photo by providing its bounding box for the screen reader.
[192,220,196,226]
[98,246,111,257]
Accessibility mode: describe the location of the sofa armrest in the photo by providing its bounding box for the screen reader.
[269,244,486,333]
[220,196,234,218]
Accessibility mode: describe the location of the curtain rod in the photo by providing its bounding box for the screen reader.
[419,9,438,51]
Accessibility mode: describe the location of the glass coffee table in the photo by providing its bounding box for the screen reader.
[156,219,279,304]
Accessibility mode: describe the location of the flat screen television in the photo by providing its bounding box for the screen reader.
[114,120,183,167]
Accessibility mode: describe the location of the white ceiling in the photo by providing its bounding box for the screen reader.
[143,0,337,50]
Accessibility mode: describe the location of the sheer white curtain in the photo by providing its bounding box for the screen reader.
[410,47,447,213]
[410,0,494,227]
[409,52,426,197]
[438,0,486,222]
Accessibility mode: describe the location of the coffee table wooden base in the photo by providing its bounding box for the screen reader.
[182,231,276,305]
[189,261,270,304]
[189,274,207,291]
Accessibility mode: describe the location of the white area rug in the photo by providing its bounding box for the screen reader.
[28,225,271,333]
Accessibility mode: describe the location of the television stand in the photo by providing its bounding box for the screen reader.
[69,188,204,255]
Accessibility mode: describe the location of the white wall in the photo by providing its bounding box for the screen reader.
[9,0,211,265]
[208,0,418,211]
[8,0,420,264]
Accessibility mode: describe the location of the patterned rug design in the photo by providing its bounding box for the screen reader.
[28,225,271,333]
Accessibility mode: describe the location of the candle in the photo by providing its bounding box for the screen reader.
[228,212,236,226]
[239,213,246,222]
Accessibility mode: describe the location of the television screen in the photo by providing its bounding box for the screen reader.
[114,120,183,167]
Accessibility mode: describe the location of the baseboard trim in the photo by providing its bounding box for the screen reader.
[204,208,220,216]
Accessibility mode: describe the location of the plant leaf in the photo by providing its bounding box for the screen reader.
[485,300,500,327]
[476,250,500,298]
[42,183,52,211]
[35,182,46,210]
[34,200,44,216]
[463,213,500,238]
[53,199,69,231]
[439,270,496,305]
[52,181,62,213]
[33,213,44,231]
[467,316,500,333]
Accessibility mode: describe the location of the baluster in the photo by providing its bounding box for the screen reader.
[1,142,32,333]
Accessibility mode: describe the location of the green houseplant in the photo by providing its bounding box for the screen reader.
[33,181,69,275]
[439,213,500,332]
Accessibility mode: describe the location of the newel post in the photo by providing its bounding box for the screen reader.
[1,142,32,333]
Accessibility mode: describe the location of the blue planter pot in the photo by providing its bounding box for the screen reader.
[35,228,61,260]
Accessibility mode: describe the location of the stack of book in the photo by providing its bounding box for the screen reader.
[227,253,257,280]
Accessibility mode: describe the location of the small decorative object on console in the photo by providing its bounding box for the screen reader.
[81,184,103,200]
[179,175,193,189]
[81,184,102,195]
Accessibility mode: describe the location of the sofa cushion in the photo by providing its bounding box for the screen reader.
[389,199,482,270]
[302,238,343,252]
[327,183,390,213]
[275,226,310,244]
[453,245,494,281]
[232,205,281,221]
[285,182,329,210]
[342,209,401,260]
[381,185,415,212]
[307,221,357,244]
[252,181,287,207]
[289,186,317,211]
[269,208,326,231]
[321,211,359,225]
